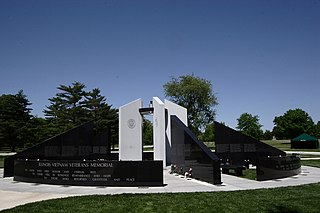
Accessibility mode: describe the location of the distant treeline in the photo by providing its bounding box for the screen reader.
[1,79,319,152]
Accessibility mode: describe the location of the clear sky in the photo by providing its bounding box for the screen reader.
[1,0,319,131]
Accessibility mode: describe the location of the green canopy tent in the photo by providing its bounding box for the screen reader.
[291,133,319,149]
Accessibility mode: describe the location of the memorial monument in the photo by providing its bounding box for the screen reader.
[118,98,222,184]
[215,122,301,181]
[3,97,300,186]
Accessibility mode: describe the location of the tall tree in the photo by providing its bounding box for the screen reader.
[273,108,315,139]
[262,130,273,140]
[163,74,218,136]
[44,82,88,129]
[44,82,118,143]
[236,113,263,140]
[0,90,32,151]
[315,121,320,138]
[201,123,215,142]
[84,88,118,142]
[143,119,153,145]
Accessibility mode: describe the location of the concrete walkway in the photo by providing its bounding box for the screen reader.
[286,151,320,155]
[1,166,320,211]
[0,153,15,156]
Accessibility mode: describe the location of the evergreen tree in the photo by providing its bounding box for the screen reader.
[0,90,32,151]
[44,82,88,131]
[44,82,118,143]
[84,88,118,142]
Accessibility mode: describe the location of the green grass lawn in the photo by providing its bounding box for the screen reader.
[262,140,320,152]
[204,140,320,152]
[1,141,319,212]
[239,160,320,181]
[301,160,320,168]
[2,183,320,213]
[0,156,6,168]
[261,140,292,150]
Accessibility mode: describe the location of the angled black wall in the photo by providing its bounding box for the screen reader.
[215,121,285,166]
[171,116,221,185]
[4,121,110,177]
[214,122,301,181]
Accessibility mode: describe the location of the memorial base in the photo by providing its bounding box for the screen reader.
[13,160,163,186]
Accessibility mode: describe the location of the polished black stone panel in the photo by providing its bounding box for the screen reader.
[256,155,301,181]
[4,121,110,177]
[215,122,301,180]
[215,121,285,166]
[13,159,163,186]
[170,116,221,185]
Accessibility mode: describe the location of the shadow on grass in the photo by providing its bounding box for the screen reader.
[267,205,301,213]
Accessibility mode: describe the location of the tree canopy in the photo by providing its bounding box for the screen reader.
[0,90,32,151]
[44,82,118,138]
[201,123,215,142]
[273,108,315,139]
[143,119,153,145]
[316,121,320,138]
[236,113,263,140]
[163,74,218,136]
[44,82,87,127]
[0,82,118,152]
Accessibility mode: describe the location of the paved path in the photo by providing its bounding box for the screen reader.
[1,166,320,211]
[0,153,15,156]
[301,157,320,160]
[286,151,320,155]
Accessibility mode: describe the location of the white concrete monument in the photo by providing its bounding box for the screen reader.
[153,97,166,165]
[119,98,143,161]
[119,97,187,167]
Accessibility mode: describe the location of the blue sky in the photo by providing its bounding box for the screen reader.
[1,0,319,131]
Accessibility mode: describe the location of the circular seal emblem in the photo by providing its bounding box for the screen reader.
[127,119,136,129]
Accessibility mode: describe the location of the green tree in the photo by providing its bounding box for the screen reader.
[0,90,32,151]
[262,130,273,140]
[143,119,153,146]
[23,117,59,149]
[84,88,118,143]
[44,82,118,143]
[163,74,218,136]
[201,123,215,142]
[44,82,87,126]
[236,113,263,140]
[315,121,320,138]
[273,109,315,139]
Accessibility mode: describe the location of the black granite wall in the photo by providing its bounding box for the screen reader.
[170,116,221,185]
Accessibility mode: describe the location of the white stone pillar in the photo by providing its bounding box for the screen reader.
[119,99,143,161]
[153,97,166,167]
[164,99,187,165]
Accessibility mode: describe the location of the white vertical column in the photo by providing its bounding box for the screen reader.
[119,99,143,161]
[153,97,166,167]
[164,99,187,165]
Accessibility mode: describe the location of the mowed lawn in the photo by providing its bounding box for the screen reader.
[0,156,6,168]
[1,141,320,213]
[1,183,320,213]
[262,140,320,152]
